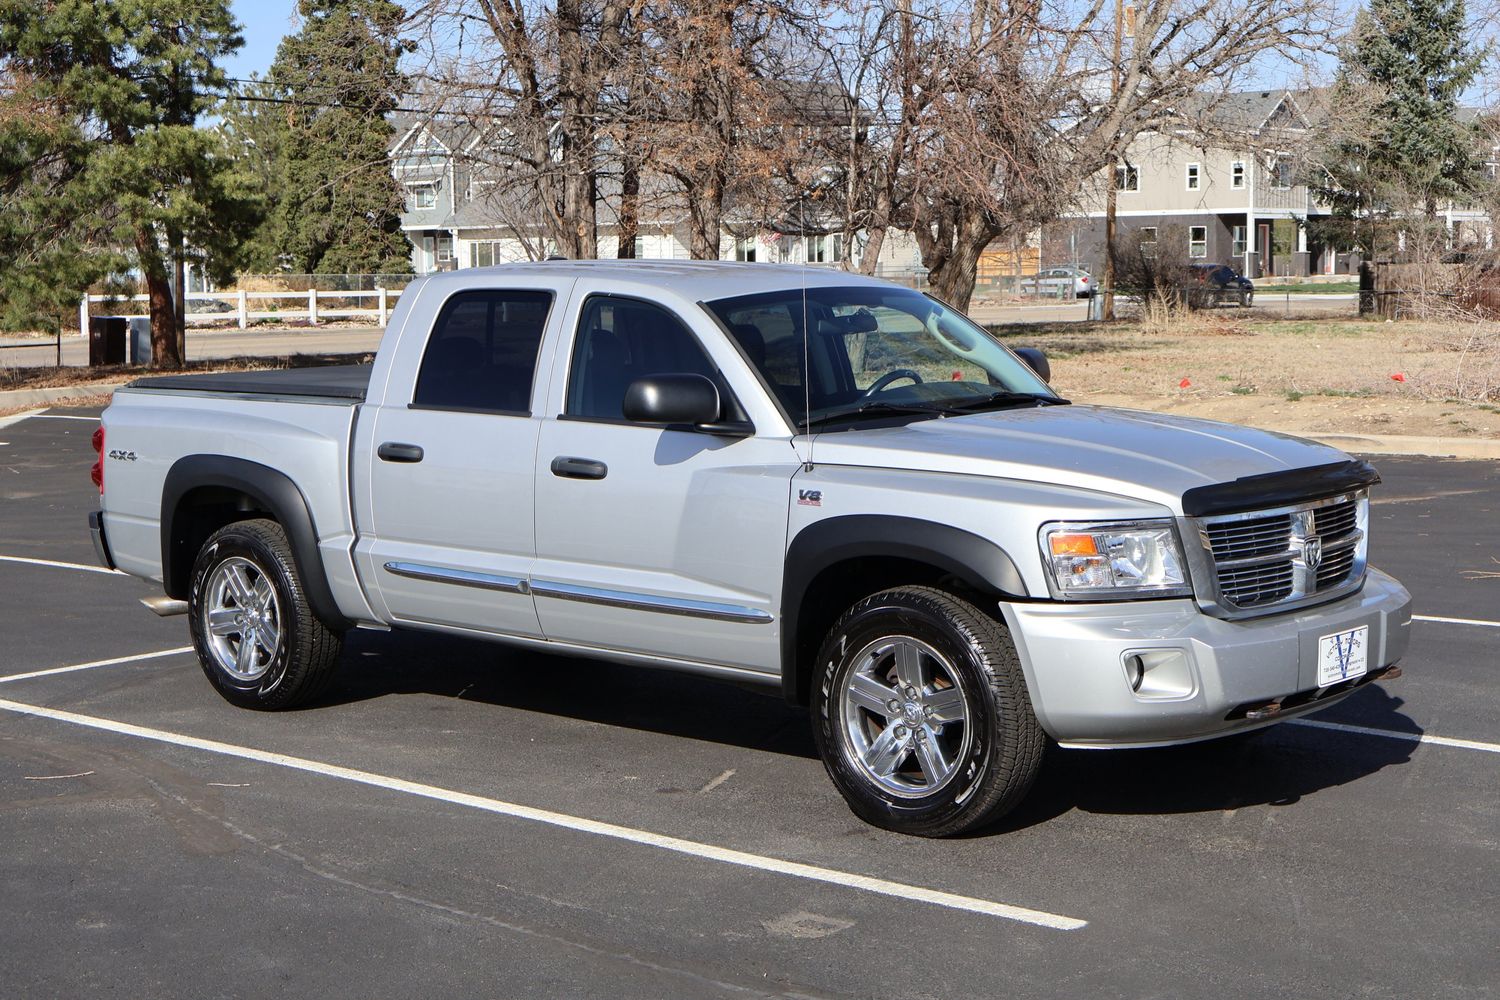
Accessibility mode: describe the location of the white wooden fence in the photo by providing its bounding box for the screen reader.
[78,286,406,333]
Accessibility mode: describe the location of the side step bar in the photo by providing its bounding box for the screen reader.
[141,596,189,617]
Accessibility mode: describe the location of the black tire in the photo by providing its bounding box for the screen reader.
[810,586,1045,837]
[187,518,342,710]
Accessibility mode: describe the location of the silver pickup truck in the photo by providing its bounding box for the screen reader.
[89,261,1412,836]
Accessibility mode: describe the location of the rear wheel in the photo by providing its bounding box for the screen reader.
[811,586,1045,837]
[188,518,342,710]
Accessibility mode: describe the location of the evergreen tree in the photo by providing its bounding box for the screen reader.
[0,1,262,367]
[1314,0,1489,257]
[245,0,413,275]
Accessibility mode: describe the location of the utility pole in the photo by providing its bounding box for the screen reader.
[1102,0,1124,321]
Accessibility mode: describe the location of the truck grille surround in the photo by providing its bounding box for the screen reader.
[1186,491,1369,618]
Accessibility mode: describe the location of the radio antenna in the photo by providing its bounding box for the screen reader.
[799,214,815,472]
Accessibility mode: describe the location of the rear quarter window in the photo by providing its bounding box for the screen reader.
[413,290,552,413]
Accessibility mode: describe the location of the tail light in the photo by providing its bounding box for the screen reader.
[90,426,104,494]
[1081,276,1090,283]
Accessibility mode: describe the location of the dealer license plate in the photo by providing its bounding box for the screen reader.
[1317,626,1368,687]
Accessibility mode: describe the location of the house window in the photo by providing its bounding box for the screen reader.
[1186,163,1201,191]
[435,234,454,267]
[1231,226,1247,257]
[1188,226,1208,258]
[632,235,646,259]
[1115,164,1139,191]
[407,184,437,211]
[469,241,505,268]
[734,237,757,262]
[807,234,842,263]
[1272,157,1294,189]
[1231,162,1246,189]
[1139,227,1158,243]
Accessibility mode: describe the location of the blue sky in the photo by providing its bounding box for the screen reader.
[223,0,300,82]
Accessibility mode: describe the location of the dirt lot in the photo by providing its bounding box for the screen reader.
[996,314,1500,440]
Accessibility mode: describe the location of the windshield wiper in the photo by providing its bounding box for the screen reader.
[803,391,1069,431]
[944,390,1070,411]
[802,400,963,430]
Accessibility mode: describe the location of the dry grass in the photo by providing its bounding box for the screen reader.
[991,313,1500,439]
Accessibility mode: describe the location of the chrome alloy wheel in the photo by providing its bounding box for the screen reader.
[202,556,281,682]
[838,636,972,799]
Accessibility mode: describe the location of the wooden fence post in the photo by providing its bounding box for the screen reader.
[378,287,388,327]
[308,288,318,325]
[78,295,89,338]
[238,289,248,329]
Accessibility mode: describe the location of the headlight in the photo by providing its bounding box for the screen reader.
[1040,520,1190,599]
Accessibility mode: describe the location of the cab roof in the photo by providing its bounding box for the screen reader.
[410,259,904,303]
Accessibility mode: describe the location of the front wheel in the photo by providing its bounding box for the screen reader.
[811,587,1045,836]
[188,518,342,710]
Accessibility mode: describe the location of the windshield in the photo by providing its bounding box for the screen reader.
[704,285,1060,430]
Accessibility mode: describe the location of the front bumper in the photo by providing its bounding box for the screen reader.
[89,510,116,571]
[1000,568,1412,748]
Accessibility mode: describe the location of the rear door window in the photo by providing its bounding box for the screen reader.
[413,290,552,413]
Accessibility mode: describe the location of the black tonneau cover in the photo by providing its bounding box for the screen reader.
[128,364,372,402]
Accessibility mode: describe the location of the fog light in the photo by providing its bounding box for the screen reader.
[1122,648,1196,700]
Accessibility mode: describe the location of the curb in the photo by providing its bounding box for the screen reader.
[0,382,126,408]
[1297,432,1500,461]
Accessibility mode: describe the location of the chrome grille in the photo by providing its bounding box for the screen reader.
[1216,561,1295,607]
[1206,513,1292,562]
[1192,492,1369,618]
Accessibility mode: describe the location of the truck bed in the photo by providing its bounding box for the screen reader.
[127,364,372,403]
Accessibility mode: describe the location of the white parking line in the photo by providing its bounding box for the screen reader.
[0,555,120,575]
[32,414,100,422]
[1412,614,1500,629]
[1288,718,1500,755]
[0,696,1086,931]
[0,647,193,685]
[0,409,45,430]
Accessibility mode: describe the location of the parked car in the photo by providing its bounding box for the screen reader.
[1186,263,1255,308]
[90,261,1409,837]
[1021,265,1094,298]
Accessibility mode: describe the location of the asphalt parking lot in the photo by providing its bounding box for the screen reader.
[0,405,1495,999]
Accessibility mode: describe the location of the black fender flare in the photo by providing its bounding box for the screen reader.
[780,515,1029,704]
[161,455,352,631]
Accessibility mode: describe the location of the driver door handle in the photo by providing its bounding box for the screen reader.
[551,456,608,480]
[378,442,425,463]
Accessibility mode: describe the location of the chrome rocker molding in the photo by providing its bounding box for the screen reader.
[383,561,529,595]
[381,562,773,625]
[530,580,775,625]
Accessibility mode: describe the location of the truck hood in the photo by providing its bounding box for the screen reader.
[806,404,1354,514]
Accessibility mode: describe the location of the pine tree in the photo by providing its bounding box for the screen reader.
[1314,0,1489,257]
[245,0,413,275]
[0,1,262,367]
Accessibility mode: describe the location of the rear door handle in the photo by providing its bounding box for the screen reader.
[378,442,424,463]
[550,456,607,480]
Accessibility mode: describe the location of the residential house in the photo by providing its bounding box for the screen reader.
[388,92,928,276]
[1048,89,1495,279]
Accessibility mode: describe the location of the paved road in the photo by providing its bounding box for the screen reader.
[0,407,1495,998]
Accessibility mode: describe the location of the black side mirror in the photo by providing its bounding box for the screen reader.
[1013,347,1051,383]
[623,373,723,426]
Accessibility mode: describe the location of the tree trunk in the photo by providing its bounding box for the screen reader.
[923,210,997,312]
[617,150,640,259]
[136,228,182,369]
[555,0,599,258]
[857,225,887,275]
[686,170,725,260]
